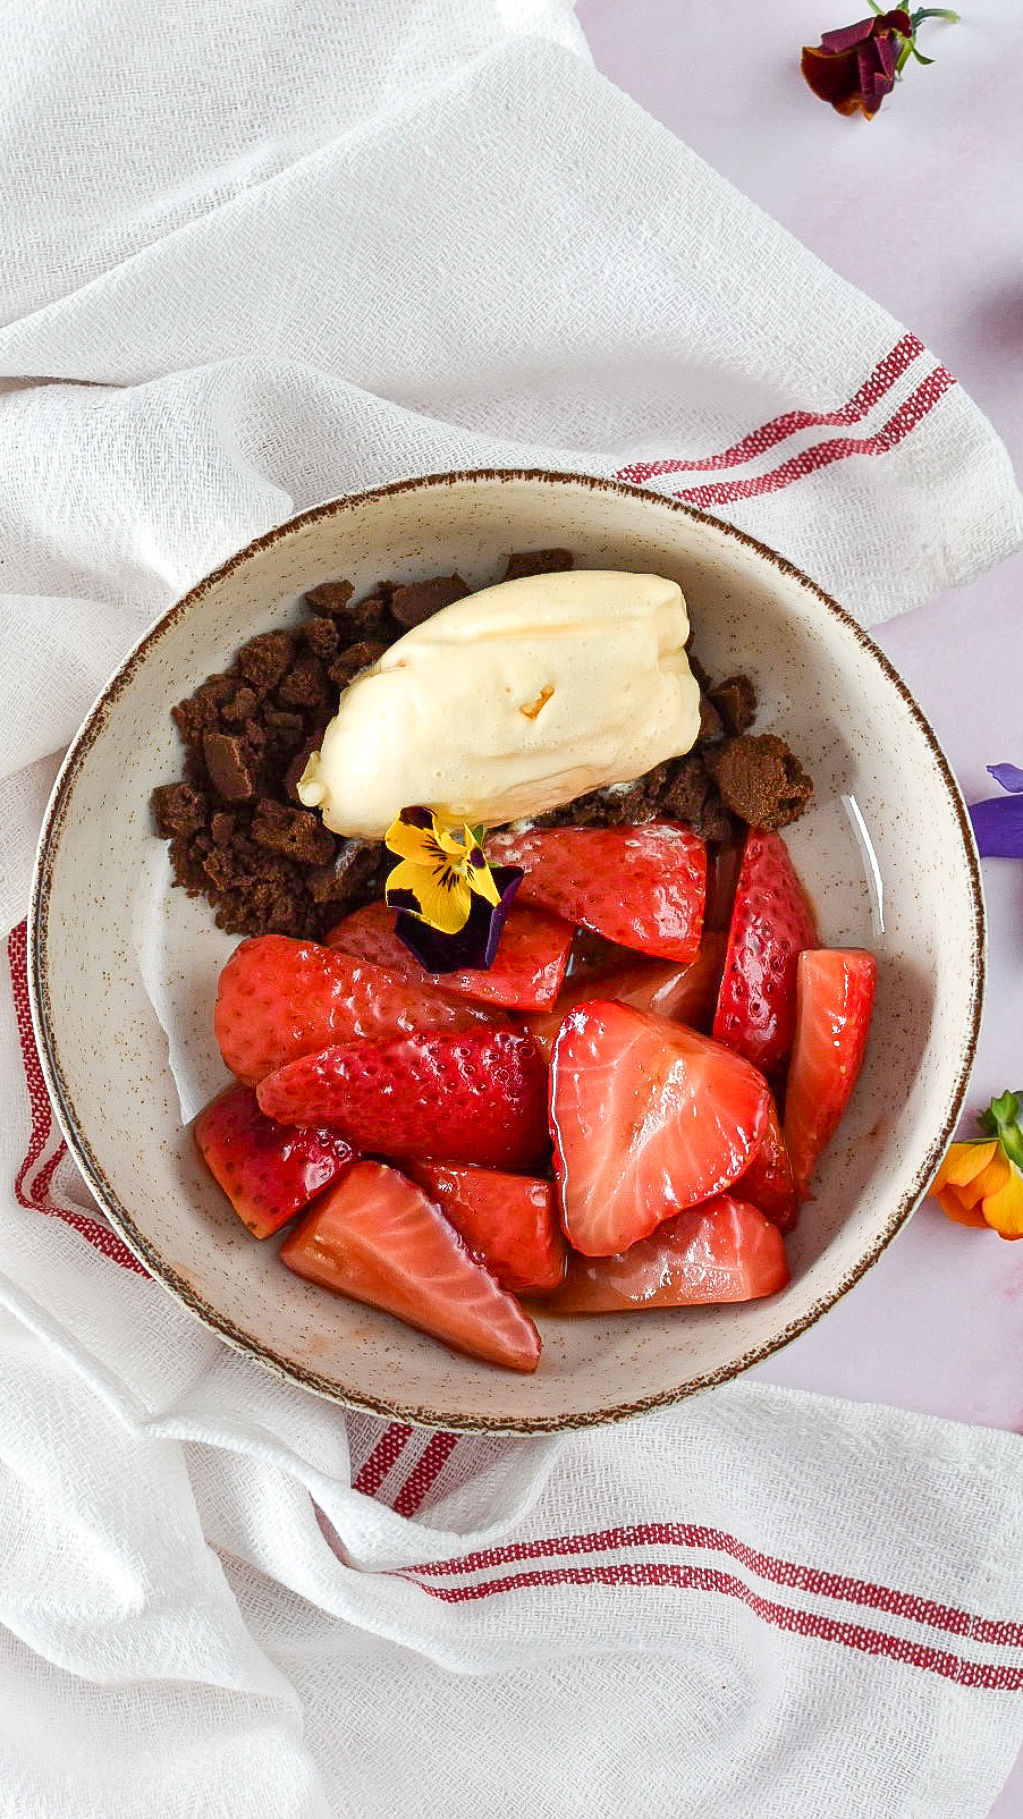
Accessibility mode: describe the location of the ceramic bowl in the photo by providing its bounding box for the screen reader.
[29,470,984,1432]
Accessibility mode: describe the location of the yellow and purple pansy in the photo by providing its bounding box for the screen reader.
[383,806,523,973]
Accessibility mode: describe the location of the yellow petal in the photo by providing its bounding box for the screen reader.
[980,1163,1023,1239]
[384,817,443,866]
[435,824,470,859]
[932,1139,998,1194]
[465,858,501,908]
[385,859,472,934]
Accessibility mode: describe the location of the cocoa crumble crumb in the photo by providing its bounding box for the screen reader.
[708,674,757,738]
[305,580,354,616]
[390,574,470,628]
[707,734,814,830]
[503,549,574,581]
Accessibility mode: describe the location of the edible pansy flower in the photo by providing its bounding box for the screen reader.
[968,764,1023,860]
[801,5,959,118]
[384,806,501,936]
[930,1092,1023,1239]
[395,865,524,975]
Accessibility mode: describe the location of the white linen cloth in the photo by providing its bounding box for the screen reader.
[2,3,1023,1815]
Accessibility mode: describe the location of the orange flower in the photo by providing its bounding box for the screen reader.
[930,1093,1023,1239]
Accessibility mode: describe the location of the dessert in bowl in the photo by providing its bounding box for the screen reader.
[29,470,983,1430]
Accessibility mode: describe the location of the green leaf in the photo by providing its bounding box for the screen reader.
[978,1092,1023,1171]
[896,38,914,72]
[911,46,936,63]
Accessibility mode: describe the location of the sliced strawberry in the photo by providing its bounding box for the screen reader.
[406,1162,565,1295]
[488,824,707,963]
[549,1000,769,1256]
[733,1092,798,1231]
[194,1084,356,1239]
[280,1162,540,1372]
[215,934,491,1086]
[326,899,574,1012]
[546,1196,789,1313]
[526,931,727,1063]
[783,948,878,1197]
[258,1025,549,1172]
[712,830,818,1072]
[705,840,744,932]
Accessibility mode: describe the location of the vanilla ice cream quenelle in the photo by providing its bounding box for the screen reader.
[297,569,702,837]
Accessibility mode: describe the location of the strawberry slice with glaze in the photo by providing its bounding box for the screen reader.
[215,934,491,1086]
[406,1162,565,1296]
[549,1000,769,1256]
[326,899,574,1012]
[526,931,727,1063]
[258,1025,549,1173]
[712,830,817,1072]
[733,1091,799,1231]
[280,1162,541,1372]
[783,948,878,1197]
[546,1195,789,1312]
[488,824,707,963]
[194,1083,356,1239]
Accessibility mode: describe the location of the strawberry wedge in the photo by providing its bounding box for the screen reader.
[549,1000,769,1256]
[280,1162,541,1372]
[194,1083,356,1239]
[488,824,707,963]
[526,931,727,1063]
[783,948,878,1197]
[734,1091,799,1231]
[406,1162,565,1296]
[215,934,491,1085]
[713,830,818,1072]
[546,1196,789,1313]
[327,899,574,1012]
[258,1025,549,1172]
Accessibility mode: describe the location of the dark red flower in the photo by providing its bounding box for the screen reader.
[802,7,957,118]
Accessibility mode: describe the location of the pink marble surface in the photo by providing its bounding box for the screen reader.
[577,4,1023,1809]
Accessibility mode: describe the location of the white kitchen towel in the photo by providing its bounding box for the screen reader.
[2,2,1023,1815]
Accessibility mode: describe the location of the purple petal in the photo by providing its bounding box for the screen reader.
[968,794,1023,859]
[394,866,524,973]
[989,763,1023,794]
[821,19,876,53]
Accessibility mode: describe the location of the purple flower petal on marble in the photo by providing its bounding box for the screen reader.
[968,795,1023,859]
[395,866,524,973]
[988,764,1023,793]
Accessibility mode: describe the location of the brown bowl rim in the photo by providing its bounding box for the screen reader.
[29,467,986,1434]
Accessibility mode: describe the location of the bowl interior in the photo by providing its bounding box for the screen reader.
[31,472,982,1431]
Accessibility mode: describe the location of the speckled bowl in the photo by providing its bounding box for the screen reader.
[29,470,984,1432]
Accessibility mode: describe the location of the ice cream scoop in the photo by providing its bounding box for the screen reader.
[297,569,701,836]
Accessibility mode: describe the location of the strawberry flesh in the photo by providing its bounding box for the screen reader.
[783,948,878,1197]
[546,1195,789,1312]
[406,1162,565,1295]
[326,899,574,1012]
[280,1162,541,1372]
[258,1025,549,1173]
[712,830,818,1072]
[526,931,726,1063]
[194,1083,355,1239]
[488,823,707,963]
[215,934,491,1086]
[549,1000,769,1256]
[733,1091,799,1231]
